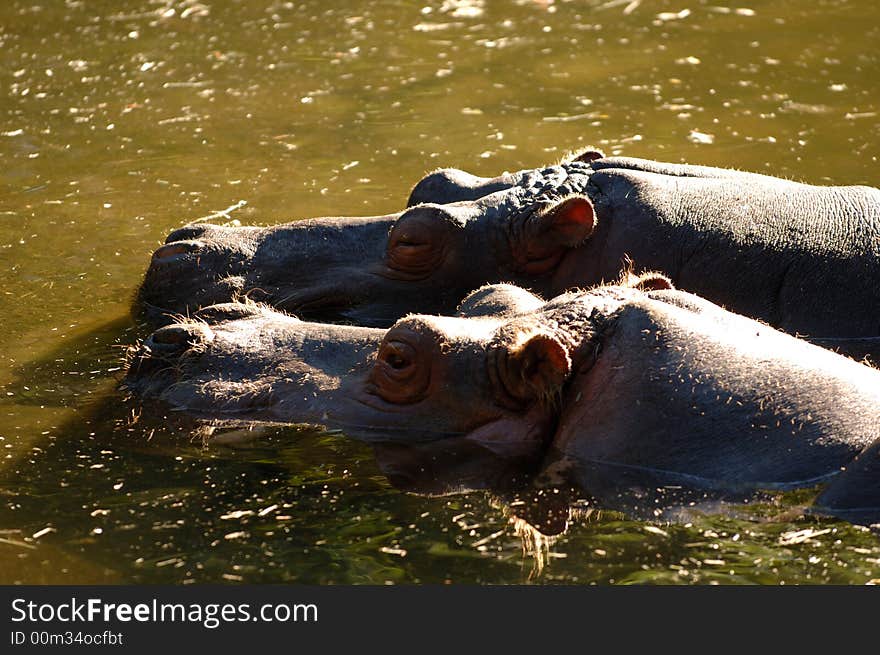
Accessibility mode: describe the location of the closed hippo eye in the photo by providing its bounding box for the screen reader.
[388,237,437,271]
[384,207,455,279]
[369,331,432,404]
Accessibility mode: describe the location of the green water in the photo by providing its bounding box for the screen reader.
[1,0,878,584]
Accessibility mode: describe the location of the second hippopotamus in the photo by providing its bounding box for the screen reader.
[125,278,880,524]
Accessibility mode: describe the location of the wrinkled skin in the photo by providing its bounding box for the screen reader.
[125,281,880,523]
[137,153,880,358]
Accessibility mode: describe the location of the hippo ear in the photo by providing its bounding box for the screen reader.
[531,196,597,248]
[515,333,571,395]
[493,333,571,407]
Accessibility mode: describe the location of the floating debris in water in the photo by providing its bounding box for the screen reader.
[688,130,715,145]
[643,525,669,537]
[657,9,691,22]
[778,527,832,545]
[380,546,407,557]
[32,526,55,539]
[440,0,485,19]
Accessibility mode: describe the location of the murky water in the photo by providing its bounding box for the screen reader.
[1,0,878,584]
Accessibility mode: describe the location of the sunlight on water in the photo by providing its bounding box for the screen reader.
[1,0,878,584]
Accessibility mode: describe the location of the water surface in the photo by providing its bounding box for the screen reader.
[1,0,878,584]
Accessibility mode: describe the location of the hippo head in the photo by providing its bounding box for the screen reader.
[125,275,668,461]
[126,284,563,458]
[127,273,880,524]
[137,150,603,327]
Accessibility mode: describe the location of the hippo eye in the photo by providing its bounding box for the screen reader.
[389,234,435,264]
[385,207,453,279]
[369,329,432,404]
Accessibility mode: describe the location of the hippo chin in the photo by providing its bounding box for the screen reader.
[125,278,880,523]
[136,152,880,359]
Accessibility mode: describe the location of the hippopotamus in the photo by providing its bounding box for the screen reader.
[125,278,880,524]
[137,153,880,360]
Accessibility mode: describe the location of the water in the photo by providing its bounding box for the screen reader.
[1,0,878,584]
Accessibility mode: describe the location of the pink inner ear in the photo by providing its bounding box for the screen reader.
[548,197,596,246]
[520,334,571,393]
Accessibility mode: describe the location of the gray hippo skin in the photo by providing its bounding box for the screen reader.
[138,153,880,359]
[125,279,880,524]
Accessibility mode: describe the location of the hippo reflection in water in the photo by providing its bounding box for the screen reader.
[125,278,880,524]
[138,153,880,360]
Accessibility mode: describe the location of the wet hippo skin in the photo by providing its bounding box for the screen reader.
[125,279,880,524]
[137,153,880,360]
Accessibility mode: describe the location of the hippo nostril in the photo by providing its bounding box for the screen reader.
[165,224,210,243]
[148,323,214,351]
[152,240,204,261]
[151,326,189,345]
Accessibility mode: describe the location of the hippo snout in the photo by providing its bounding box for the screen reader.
[151,240,205,263]
[124,323,217,397]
